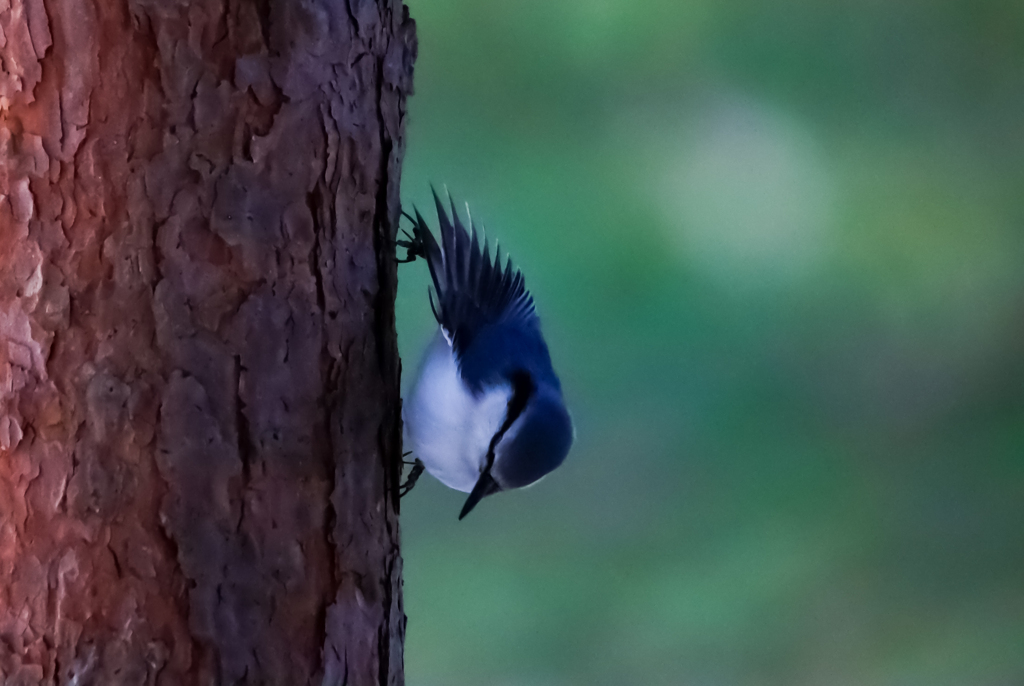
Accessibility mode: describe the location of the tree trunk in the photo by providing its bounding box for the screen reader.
[0,0,415,683]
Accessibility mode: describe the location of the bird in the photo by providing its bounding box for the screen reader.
[399,189,574,519]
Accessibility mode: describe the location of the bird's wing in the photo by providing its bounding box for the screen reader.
[410,189,538,358]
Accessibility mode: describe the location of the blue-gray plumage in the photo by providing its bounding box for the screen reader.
[402,190,574,519]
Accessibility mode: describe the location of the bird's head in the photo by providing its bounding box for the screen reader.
[459,380,574,519]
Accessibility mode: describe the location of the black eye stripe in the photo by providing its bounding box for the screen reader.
[484,371,534,471]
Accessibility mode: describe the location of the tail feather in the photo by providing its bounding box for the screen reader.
[410,188,537,357]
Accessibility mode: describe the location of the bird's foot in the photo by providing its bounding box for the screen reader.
[399,458,425,497]
[395,211,425,263]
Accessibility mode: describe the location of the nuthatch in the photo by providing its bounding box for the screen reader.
[399,191,573,519]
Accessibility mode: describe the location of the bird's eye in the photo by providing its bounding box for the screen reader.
[505,371,534,423]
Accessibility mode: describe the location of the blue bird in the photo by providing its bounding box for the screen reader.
[400,191,574,519]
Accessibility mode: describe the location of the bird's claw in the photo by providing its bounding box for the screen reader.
[399,458,425,497]
[395,211,426,264]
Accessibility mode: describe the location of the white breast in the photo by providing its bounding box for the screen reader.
[403,330,510,493]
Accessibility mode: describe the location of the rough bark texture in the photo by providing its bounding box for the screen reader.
[0,0,415,683]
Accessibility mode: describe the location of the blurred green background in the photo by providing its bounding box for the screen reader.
[394,1,1024,684]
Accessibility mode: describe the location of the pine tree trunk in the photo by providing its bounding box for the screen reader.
[0,0,415,683]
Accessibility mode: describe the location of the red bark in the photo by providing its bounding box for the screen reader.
[0,0,415,683]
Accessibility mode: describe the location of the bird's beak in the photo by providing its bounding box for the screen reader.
[459,470,501,520]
